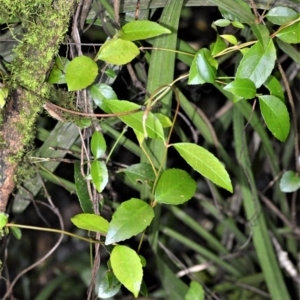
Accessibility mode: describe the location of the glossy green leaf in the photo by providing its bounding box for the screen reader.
[91,160,108,193]
[213,19,230,27]
[232,21,244,29]
[111,245,143,297]
[119,20,171,41]
[154,113,172,128]
[258,95,290,141]
[10,226,22,240]
[97,271,121,299]
[66,56,98,91]
[0,87,8,108]
[264,75,285,102]
[91,131,106,159]
[224,78,256,99]
[173,143,233,192]
[210,34,227,56]
[103,100,164,139]
[276,21,300,44]
[276,38,300,64]
[266,7,298,25]
[236,39,276,88]
[90,83,118,111]
[122,163,156,187]
[155,169,196,205]
[185,281,205,300]
[105,198,154,245]
[74,162,93,213]
[71,213,109,234]
[48,57,69,84]
[0,212,8,229]
[96,38,140,65]
[280,170,300,193]
[188,48,217,84]
[251,24,270,49]
[220,34,238,45]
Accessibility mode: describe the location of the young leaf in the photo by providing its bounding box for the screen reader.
[232,21,244,29]
[264,75,285,102]
[110,245,143,297]
[102,100,164,140]
[96,38,140,65]
[213,19,231,27]
[10,226,22,240]
[258,95,290,141]
[91,131,106,159]
[223,78,256,99]
[89,83,118,110]
[105,198,154,245]
[154,113,172,128]
[173,143,233,192]
[155,169,196,205]
[66,56,98,91]
[236,39,276,88]
[119,20,171,41]
[266,7,298,25]
[48,57,69,84]
[97,271,121,299]
[0,212,8,229]
[74,162,93,213]
[210,34,227,56]
[220,34,238,45]
[275,21,300,44]
[91,160,108,193]
[122,163,156,187]
[280,171,300,193]
[71,213,109,234]
[185,281,205,300]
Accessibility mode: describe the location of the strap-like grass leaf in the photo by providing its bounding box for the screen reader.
[110,245,143,297]
[66,56,98,91]
[258,95,290,141]
[224,78,256,99]
[155,169,196,205]
[105,198,154,245]
[119,20,171,41]
[236,39,276,88]
[173,143,233,192]
[91,131,106,159]
[280,171,300,193]
[71,213,109,234]
[103,100,164,140]
[91,160,108,193]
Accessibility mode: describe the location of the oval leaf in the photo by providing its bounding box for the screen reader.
[110,245,143,297]
[122,163,156,187]
[264,75,285,102]
[71,213,109,234]
[155,169,196,205]
[224,78,256,99]
[276,21,300,44]
[48,57,69,84]
[258,95,290,141]
[103,100,164,140]
[236,39,276,88]
[96,38,140,65]
[90,83,118,110]
[91,131,106,159]
[280,171,300,193]
[213,19,231,27]
[10,226,22,240]
[91,160,108,193]
[66,56,98,91]
[185,281,205,300]
[0,212,8,229]
[105,198,154,245]
[97,271,121,298]
[119,20,171,41]
[220,34,238,45]
[173,143,233,192]
[74,162,93,213]
[266,7,298,25]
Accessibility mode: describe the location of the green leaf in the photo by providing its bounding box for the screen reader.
[185,281,205,300]
[74,162,93,213]
[154,113,172,128]
[110,245,143,297]
[276,21,300,44]
[105,198,154,245]
[280,170,300,193]
[91,160,108,193]
[173,143,233,192]
[66,56,98,91]
[96,38,140,65]
[122,163,156,187]
[155,169,196,205]
[213,19,231,27]
[264,75,285,102]
[119,20,171,41]
[266,7,299,25]
[258,95,290,142]
[236,39,276,88]
[71,213,109,234]
[231,21,244,29]
[276,38,300,64]
[48,57,69,84]
[102,100,164,139]
[91,131,106,159]
[97,271,121,299]
[188,48,217,84]
[220,34,238,45]
[224,78,256,99]
[0,212,8,229]
[251,24,270,49]
[210,34,227,56]
[90,83,118,110]
[0,87,8,108]
[10,226,22,240]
